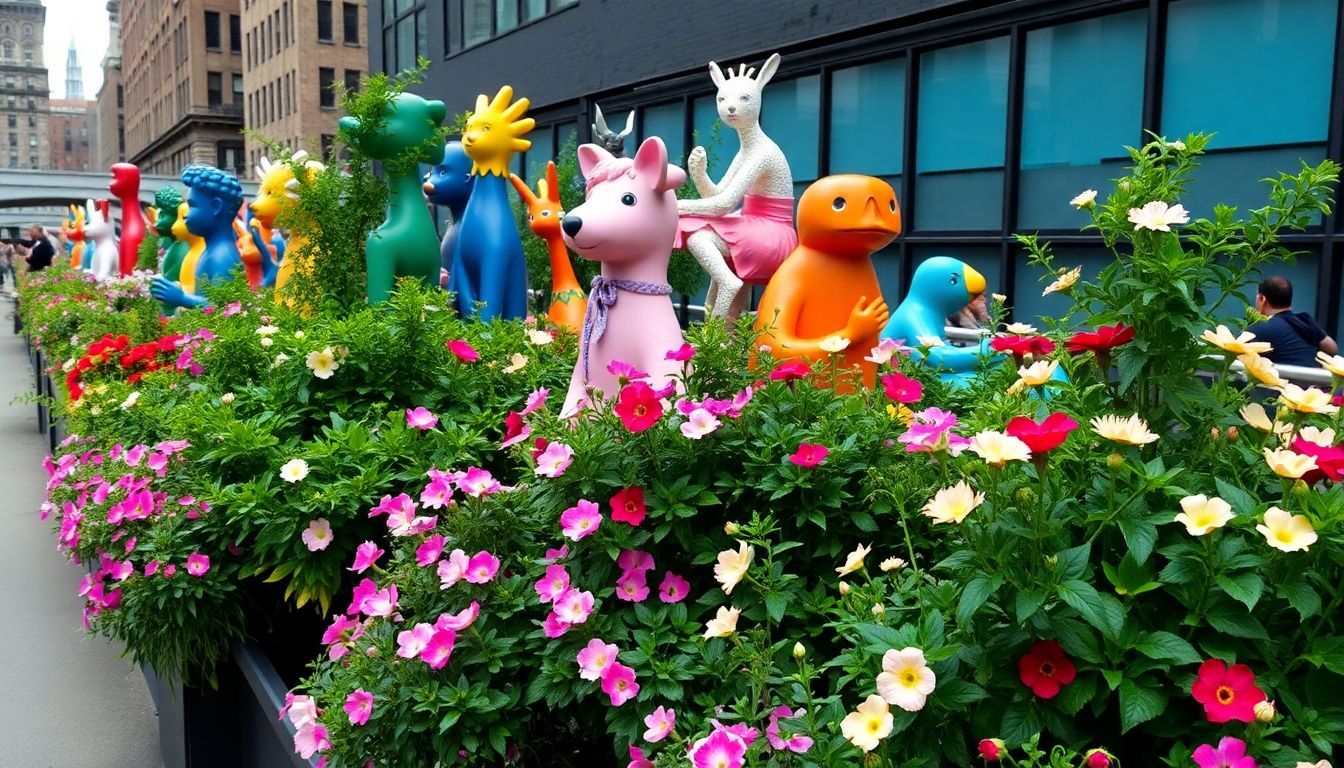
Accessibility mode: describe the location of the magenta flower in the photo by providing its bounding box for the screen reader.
[415,534,446,566]
[359,585,398,617]
[107,560,134,581]
[521,387,549,416]
[293,723,330,760]
[644,706,676,742]
[615,570,650,602]
[386,498,436,537]
[577,638,620,681]
[544,544,569,562]
[347,578,378,614]
[464,551,501,584]
[560,499,603,541]
[185,553,210,577]
[421,629,456,669]
[608,359,650,382]
[435,601,480,631]
[1192,737,1256,768]
[681,408,722,439]
[534,565,570,603]
[713,722,760,747]
[320,615,362,660]
[343,690,373,726]
[617,549,655,572]
[628,746,655,768]
[898,408,970,455]
[666,342,695,361]
[881,372,924,404]
[501,411,531,449]
[766,706,813,753]
[456,467,501,497]
[542,611,571,638]
[658,571,690,603]
[688,729,747,768]
[349,541,384,573]
[419,478,454,509]
[535,442,574,478]
[789,443,830,467]
[405,407,439,430]
[601,662,640,706]
[397,623,435,658]
[446,339,479,362]
[437,549,470,587]
[553,588,595,625]
[301,518,333,552]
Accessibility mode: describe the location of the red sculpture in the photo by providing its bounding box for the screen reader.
[109,163,147,276]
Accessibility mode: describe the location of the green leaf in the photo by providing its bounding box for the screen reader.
[1206,600,1269,640]
[1056,674,1097,716]
[1118,520,1158,565]
[1118,679,1166,732]
[1133,630,1200,664]
[1214,478,1257,515]
[764,592,789,623]
[1058,580,1124,641]
[1280,578,1321,620]
[1015,590,1045,624]
[934,679,987,708]
[1215,572,1265,612]
[956,576,996,627]
[1000,701,1042,745]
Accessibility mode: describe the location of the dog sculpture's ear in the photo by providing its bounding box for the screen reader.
[633,137,685,194]
[576,143,615,178]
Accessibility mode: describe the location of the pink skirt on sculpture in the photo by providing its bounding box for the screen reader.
[675,194,798,284]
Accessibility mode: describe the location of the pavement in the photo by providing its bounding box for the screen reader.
[0,301,163,767]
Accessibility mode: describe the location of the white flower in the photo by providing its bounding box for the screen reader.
[260,336,274,347]
[502,353,528,374]
[293,330,305,339]
[119,391,140,409]
[880,557,905,572]
[915,335,945,348]
[991,293,1007,304]
[835,544,871,576]
[526,329,553,346]
[256,324,279,336]
[1069,189,1098,208]
[221,392,235,404]
[1043,266,1081,296]
[1127,201,1190,232]
[272,353,290,367]
[702,606,740,639]
[875,647,937,712]
[1168,139,1187,151]
[280,458,309,483]
[1004,322,1037,335]
[819,335,851,353]
[305,347,340,379]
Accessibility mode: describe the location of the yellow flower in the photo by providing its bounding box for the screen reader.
[502,353,528,374]
[1277,383,1340,415]
[1174,494,1234,536]
[840,695,893,753]
[1297,426,1336,447]
[1070,189,1098,209]
[305,347,340,380]
[879,557,906,572]
[280,458,309,483]
[820,335,851,353]
[714,541,754,595]
[1238,353,1285,389]
[968,431,1032,466]
[1263,447,1317,479]
[1256,506,1317,552]
[1004,322,1037,335]
[1315,352,1344,377]
[1015,360,1059,387]
[836,544,872,576]
[1201,325,1272,356]
[1239,403,1272,432]
[1043,266,1081,296]
[922,481,985,524]
[1091,414,1159,445]
[702,606,740,639]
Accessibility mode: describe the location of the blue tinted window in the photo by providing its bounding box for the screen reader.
[641,102,685,167]
[762,75,821,181]
[1019,11,1146,230]
[830,58,904,177]
[915,37,1009,230]
[1164,0,1337,147]
[557,122,578,153]
[1011,247,1114,326]
[525,127,553,182]
[692,95,728,179]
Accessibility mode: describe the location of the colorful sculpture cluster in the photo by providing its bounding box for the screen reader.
[510,161,586,332]
[149,165,245,310]
[251,151,325,300]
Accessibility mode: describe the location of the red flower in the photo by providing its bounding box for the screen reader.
[880,372,923,404]
[989,335,1056,359]
[1291,437,1344,483]
[529,438,550,461]
[769,360,811,382]
[978,739,1005,762]
[1066,323,1135,354]
[446,339,479,362]
[1005,413,1080,455]
[610,487,646,526]
[789,443,829,467]
[501,411,527,446]
[1018,640,1076,699]
[614,382,664,433]
[1191,658,1266,723]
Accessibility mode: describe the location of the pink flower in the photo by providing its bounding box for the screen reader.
[542,611,571,638]
[712,722,759,747]
[666,343,695,361]
[658,572,690,603]
[343,690,373,726]
[279,692,319,727]
[347,578,378,614]
[577,638,620,681]
[147,452,169,477]
[321,615,362,659]
[881,372,924,404]
[1192,737,1256,768]
[447,339,478,362]
[617,549,655,572]
[420,478,454,509]
[766,706,813,753]
[521,387,549,416]
[535,442,574,478]
[349,541,384,573]
[553,588,595,624]
[421,629,456,669]
[544,544,569,562]
[435,601,480,631]
[293,723,331,760]
[501,411,532,448]
[387,501,436,538]
[416,534,446,566]
[535,565,570,603]
[789,443,830,467]
[898,407,967,454]
[628,746,655,768]
[457,467,501,497]
[689,729,747,768]
[644,706,676,742]
[681,408,721,439]
[397,623,435,658]
[615,382,664,432]
[608,359,650,382]
[769,360,810,382]
[107,560,134,581]
[405,406,439,430]
[600,662,640,706]
[561,500,602,541]
[438,549,470,587]
[359,584,398,617]
[615,570,650,602]
[464,551,500,584]
[185,553,210,577]
[300,518,333,551]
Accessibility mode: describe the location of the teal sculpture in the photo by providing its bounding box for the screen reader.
[881,256,992,384]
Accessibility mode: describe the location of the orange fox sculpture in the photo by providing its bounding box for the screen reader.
[509,161,587,333]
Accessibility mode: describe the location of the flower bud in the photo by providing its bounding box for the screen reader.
[838,581,851,596]
[1107,452,1125,470]
[978,738,1005,762]
[793,642,806,659]
[1043,554,1059,568]
[1226,426,1239,442]
[221,392,235,405]
[1211,426,1221,440]
[1254,700,1276,723]
[1015,487,1035,505]
[871,603,885,616]
[1294,480,1311,499]
[864,753,881,768]
[1085,749,1113,768]
[724,521,741,536]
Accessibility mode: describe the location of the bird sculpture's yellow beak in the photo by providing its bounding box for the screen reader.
[964,264,987,295]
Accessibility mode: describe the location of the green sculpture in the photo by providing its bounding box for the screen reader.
[338,92,446,304]
[152,187,186,272]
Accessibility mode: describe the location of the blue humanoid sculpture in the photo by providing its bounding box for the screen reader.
[423,141,475,283]
[150,165,244,310]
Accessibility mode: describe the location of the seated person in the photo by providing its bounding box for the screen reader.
[947,293,989,330]
[1246,276,1337,368]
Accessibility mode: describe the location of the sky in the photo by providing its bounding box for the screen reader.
[43,0,109,100]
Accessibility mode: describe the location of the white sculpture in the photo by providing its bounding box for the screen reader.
[591,105,634,158]
[85,199,119,280]
[675,52,797,321]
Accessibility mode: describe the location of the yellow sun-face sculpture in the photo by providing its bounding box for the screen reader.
[462,86,535,177]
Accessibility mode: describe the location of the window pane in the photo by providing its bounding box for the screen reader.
[1236,250,1322,328]
[641,102,684,167]
[383,26,394,73]
[557,122,578,154]
[463,0,491,46]
[829,58,904,177]
[416,9,426,58]
[915,37,1009,231]
[761,75,820,183]
[497,0,518,34]
[692,95,726,180]
[1010,246,1113,325]
[523,0,546,21]
[1019,11,1145,230]
[1164,0,1336,148]
[396,14,415,71]
[527,128,553,181]
[344,3,360,44]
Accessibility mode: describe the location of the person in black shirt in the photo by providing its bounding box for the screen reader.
[1245,276,1337,368]
[14,224,55,272]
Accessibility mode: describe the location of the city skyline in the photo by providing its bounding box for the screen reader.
[43,0,107,99]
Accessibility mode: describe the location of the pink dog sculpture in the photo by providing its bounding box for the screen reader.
[559,137,688,417]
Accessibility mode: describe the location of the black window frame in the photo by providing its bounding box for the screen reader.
[229,14,242,53]
[206,71,222,107]
[204,10,222,50]
[343,2,361,44]
[317,0,334,42]
[440,0,578,57]
[319,67,336,109]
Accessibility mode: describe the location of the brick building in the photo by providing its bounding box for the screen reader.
[95,0,124,170]
[0,0,49,170]
[121,0,245,177]
[48,98,94,171]
[241,0,367,170]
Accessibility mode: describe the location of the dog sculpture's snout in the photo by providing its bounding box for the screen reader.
[561,215,583,237]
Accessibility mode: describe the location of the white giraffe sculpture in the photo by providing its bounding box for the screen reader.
[676,52,797,321]
[85,199,119,281]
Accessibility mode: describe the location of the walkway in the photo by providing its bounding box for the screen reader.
[0,302,162,767]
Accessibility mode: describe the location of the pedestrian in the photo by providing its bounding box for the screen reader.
[13,224,55,272]
[1246,276,1337,368]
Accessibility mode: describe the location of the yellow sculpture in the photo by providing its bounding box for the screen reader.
[173,202,205,296]
[66,204,86,269]
[250,152,325,302]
